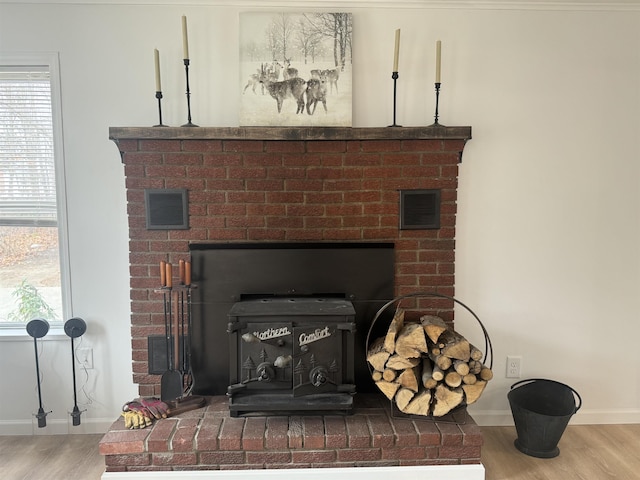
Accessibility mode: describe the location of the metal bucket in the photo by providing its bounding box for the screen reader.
[508,378,582,458]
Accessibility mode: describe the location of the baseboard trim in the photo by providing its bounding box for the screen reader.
[469,408,640,426]
[0,417,113,435]
[102,465,485,480]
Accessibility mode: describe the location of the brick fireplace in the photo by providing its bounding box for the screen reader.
[101,125,482,474]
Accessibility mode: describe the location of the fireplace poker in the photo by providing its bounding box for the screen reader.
[26,319,51,428]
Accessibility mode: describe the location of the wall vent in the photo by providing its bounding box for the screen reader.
[399,189,441,230]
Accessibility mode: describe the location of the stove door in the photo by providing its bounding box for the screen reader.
[236,322,293,391]
[292,324,344,397]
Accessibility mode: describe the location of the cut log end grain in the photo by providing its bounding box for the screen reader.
[395,387,415,411]
[432,385,464,417]
[401,389,432,415]
[367,337,391,372]
[375,380,400,400]
[384,306,405,353]
[394,322,427,358]
[462,380,487,404]
[420,315,448,344]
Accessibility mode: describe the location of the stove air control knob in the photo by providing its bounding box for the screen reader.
[310,366,328,387]
[256,362,275,382]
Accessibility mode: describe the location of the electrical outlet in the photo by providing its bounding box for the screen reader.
[506,355,522,378]
[77,347,94,369]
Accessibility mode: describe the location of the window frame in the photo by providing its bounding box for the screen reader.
[0,52,71,333]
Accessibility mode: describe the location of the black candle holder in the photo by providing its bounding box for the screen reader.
[154,91,168,127]
[388,71,401,127]
[431,82,442,126]
[182,59,198,127]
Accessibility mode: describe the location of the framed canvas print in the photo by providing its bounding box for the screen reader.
[239,12,352,127]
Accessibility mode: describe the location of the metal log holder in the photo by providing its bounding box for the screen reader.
[388,71,401,127]
[366,291,493,422]
[181,59,198,127]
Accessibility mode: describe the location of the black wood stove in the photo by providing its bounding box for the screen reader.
[188,242,395,416]
[227,297,356,416]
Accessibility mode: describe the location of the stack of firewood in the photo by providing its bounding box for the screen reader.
[367,306,492,416]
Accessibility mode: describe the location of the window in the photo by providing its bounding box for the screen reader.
[0,53,70,329]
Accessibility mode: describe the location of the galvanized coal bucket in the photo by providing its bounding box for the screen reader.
[508,378,582,458]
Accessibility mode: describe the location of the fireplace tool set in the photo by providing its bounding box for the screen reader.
[26,316,89,427]
[157,260,205,414]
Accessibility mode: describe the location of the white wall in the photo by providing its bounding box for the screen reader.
[0,0,638,434]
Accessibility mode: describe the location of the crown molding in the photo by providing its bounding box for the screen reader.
[1,0,640,12]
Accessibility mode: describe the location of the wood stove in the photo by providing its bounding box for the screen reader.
[227,296,356,416]
[188,242,395,414]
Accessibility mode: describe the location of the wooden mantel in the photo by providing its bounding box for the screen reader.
[109,125,472,142]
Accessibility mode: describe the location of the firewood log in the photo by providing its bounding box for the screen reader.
[432,364,445,381]
[453,359,470,376]
[468,360,482,375]
[395,387,415,411]
[432,385,464,416]
[421,358,438,389]
[384,306,405,353]
[420,315,448,344]
[386,354,420,370]
[444,370,462,388]
[402,389,432,415]
[375,380,400,400]
[372,370,383,382]
[429,353,452,371]
[439,330,470,361]
[479,366,494,381]
[366,337,390,372]
[394,322,428,358]
[382,368,397,382]
[462,380,487,405]
[462,373,477,385]
[469,345,483,361]
[397,366,420,392]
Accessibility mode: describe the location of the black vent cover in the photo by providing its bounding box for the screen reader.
[400,189,441,229]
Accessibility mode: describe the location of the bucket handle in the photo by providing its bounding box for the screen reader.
[510,378,582,413]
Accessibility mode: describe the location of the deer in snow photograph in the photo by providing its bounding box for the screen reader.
[239,12,352,126]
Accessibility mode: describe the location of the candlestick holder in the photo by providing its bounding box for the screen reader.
[182,59,198,127]
[154,91,168,127]
[388,71,401,127]
[431,82,443,126]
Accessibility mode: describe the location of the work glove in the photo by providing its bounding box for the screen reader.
[140,397,169,419]
[121,409,152,429]
[122,397,169,427]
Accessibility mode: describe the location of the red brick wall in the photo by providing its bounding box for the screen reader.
[114,134,468,396]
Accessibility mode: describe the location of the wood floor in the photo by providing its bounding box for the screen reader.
[1,424,639,479]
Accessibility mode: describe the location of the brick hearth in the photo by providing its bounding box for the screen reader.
[99,395,482,472]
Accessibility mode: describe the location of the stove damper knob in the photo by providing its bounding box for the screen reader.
[310,366,328,387]
[256,362,275,382]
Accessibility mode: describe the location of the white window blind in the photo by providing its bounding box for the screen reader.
[0,67,57,227]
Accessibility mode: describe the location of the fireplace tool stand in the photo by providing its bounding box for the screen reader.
[157,261,205,414]
[367,291,493,423]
